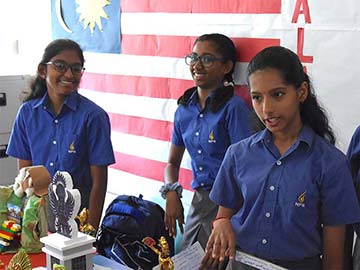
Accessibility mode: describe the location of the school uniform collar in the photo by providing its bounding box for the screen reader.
[188,88,213,108]
[32,93,48,109]
[33,90,79,112]
[187,86,225,106]
[188,88,199,105]
[62,91,79,111]
[251,125,314,148]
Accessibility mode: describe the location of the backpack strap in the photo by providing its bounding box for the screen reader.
[111,201,145,222]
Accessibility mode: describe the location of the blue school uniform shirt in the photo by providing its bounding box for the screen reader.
[6,91,115,202]
[210,125,360,261]
[172,90,252,190]
[346,125,360,234]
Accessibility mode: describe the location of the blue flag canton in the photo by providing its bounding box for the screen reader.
[51,0,121,54]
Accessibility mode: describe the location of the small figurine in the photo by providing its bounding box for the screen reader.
[81,223,96,237]
[6,249,32,270]
[75,208,89,229]
[75,208,96,237]
[143,236,174,270]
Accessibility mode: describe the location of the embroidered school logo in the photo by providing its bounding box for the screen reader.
[294,191,306,208]
[208,130,217,143]
[68,141,76,154]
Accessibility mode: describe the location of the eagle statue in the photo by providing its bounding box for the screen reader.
[48,171,81,238]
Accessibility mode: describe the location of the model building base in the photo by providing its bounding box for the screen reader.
[41,232,95,270]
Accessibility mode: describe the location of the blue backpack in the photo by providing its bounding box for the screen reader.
[96,194,174,270]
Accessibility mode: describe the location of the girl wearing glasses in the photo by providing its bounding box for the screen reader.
[161,33,253,251]
[201,46,360,270]
[7,39,115,232]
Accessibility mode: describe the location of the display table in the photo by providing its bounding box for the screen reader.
[0,252,129,269]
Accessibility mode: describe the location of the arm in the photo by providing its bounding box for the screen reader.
[164,144,185,185]
[322,224,345,270]
[18,159,32,169]
[164,144,185,237]
[85,110,114,230]
[87,165,108,230]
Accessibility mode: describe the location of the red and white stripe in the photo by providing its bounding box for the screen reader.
[79,0,282,206]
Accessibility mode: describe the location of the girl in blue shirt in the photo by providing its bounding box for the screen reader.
[161,34,253,250]
[201,46,360,270]
[7,39,115,231]
[346,126,360,269]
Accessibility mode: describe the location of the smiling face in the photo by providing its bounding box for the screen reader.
[190,40,233,92]
[38,49,83,99]
[249,68,308,137]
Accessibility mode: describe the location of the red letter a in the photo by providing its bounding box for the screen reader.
[292,0,311,23]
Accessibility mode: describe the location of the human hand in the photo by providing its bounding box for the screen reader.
[165,191,184,237]
[206,218,236,262]
[199,249,229,270]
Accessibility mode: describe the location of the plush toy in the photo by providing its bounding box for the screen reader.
[13,169,27,198]
[13,166,51,253]
[0,166,51,253]
[13,166,51,198]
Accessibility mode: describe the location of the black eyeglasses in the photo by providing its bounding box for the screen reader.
[184,53,226,68]
[46,60,85,75]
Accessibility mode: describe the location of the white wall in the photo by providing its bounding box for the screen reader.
[0,0,52,76]
[0,1,52,183]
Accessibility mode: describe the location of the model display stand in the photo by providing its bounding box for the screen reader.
[40,171,95,270]
[41,231,95,270]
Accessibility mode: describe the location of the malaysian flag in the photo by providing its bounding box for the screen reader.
[51,0,281,209]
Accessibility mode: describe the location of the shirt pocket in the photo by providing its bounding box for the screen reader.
[283,180,320,224]
[199,124,230,157]
[61,133,84,170]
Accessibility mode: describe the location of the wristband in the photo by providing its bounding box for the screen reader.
[212,216,230,229]
[159,182,183,199]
